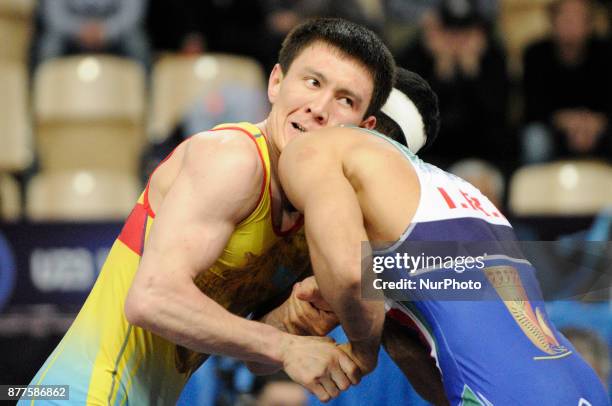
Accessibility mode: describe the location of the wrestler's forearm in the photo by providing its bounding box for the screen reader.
[311,244,385,358]
[259,307,289,332]
[339,297,385,349]
[125,273,292,366]
[280,142,385,365]
[321,267,385,347]
[240,310,289,376]
[316,263,384,373]
[304,188,385,355]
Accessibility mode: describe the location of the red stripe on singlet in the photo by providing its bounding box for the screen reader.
[117,143,184,255]
[274,214,304,237]
[387,308,432,350]
[117,203,148,256]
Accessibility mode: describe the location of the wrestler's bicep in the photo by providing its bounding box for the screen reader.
[132,135,263,294]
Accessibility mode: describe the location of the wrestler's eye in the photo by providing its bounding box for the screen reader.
[339,97,354,107]
[306,78,320,88]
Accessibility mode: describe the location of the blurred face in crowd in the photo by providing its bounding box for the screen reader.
[266,41,376,151]
[257,381,307,406]
[446,25,485,48]
[552,0,592,47]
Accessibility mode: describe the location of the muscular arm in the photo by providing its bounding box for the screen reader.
[279,134,385,372]
[125,133,289,366]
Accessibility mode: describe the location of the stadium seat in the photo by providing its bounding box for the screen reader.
[0,173,21,221]
[509,160,612,216]
[148,53,266,142]
[0,0,34,62]
[26,170,141,221]
[33,55,146,174]
[0,62,32,172]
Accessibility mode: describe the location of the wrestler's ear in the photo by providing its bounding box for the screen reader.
[268,63,284,103]
[360,115,376,130]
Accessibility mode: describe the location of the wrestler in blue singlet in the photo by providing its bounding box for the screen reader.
[367,130,609,406]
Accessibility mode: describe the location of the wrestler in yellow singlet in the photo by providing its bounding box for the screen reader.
[21,123,303,405]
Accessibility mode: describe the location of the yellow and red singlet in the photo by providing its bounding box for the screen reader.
[22,123,302,405]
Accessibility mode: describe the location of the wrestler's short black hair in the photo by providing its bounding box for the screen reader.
[375,68,440,152]
[278,17,395,118]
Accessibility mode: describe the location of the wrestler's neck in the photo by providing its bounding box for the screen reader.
[256,120,281,175]
[256,120,300,226]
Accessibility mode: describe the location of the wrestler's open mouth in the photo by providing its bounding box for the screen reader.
[291,122,306,132]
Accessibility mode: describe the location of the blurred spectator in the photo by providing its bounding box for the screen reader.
[258,0,384,72]
[263,0,382,31]
[182,85,268,139]
[448,159,505,208]
[147,1,383,71]
[141,84,268,183]
[522,0,612,164]
[383,0,498,56]
[385,0,499,27]
[252,371,307,406]
[397,0,510,170]
[560,326,610,388]
[147,1,266,60]
[36,0,151,68]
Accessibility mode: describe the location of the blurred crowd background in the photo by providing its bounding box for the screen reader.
[0,0,611,405]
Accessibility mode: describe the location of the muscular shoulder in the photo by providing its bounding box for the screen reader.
[279,126,396,186]
[280,127,415,191]
[149,129,262,210]
[280,126,367,164]
[181,130,265,213]
[280,126,398,168]
[186,129,263,174]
